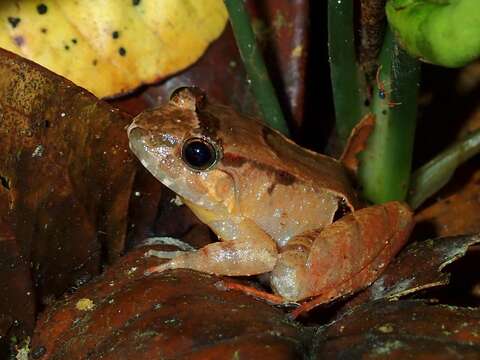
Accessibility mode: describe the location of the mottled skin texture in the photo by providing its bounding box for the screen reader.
[127,87,413,303]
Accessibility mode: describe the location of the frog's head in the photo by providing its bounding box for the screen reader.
[127,87,238,214]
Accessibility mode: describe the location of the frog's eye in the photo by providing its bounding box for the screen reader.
[181,138,219,171]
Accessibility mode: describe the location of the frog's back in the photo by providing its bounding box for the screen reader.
[204,102,359,211]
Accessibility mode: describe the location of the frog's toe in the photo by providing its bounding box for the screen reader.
[142,236,195,262]
[144,263,171,275]
[144,249,186,259]
[141,236,195,251]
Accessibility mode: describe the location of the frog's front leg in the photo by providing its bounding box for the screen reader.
[146,218,278,276]
[270,201,413,304]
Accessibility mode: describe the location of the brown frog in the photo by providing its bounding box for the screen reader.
[127,87,413,314]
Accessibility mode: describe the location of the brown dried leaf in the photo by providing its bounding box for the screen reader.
[0,222,35,341]
[345,234,480,309]
[313,299,480,359]
[340,113,375,175]
[415,167,480,238]
[413,61,480,239]
[31,245,306,359]
[0,48,136,339]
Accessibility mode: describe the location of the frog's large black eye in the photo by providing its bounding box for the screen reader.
[181,138,218,170]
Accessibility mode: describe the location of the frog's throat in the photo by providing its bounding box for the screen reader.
[181,197,225,226]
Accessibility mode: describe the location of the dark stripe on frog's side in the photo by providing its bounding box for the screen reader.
[222,152,296,193]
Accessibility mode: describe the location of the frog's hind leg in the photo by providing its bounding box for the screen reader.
[270,202,413,317]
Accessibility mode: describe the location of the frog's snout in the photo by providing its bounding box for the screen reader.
[127,125,148,159]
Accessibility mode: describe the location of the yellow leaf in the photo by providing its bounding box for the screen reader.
[0,0,227,97]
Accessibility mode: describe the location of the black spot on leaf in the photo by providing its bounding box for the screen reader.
[7,17,21,28]
[118,47,126,56]
[37,4,48,15]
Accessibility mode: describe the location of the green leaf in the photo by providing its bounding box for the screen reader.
[387,0,480,67]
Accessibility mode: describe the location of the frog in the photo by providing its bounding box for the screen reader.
[127,87,414,313]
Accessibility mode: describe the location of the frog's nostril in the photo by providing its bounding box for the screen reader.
[127,125,146,141]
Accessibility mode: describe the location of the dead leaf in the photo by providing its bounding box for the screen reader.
[344,234,480,309]
[0,48,135,342]
[313,299,480,359]
[415,165,480,238]
[0,0,227,97]
[0,222,35,341]
[340,113,375,175]
[30,242,480,358]
[31,245,305,359]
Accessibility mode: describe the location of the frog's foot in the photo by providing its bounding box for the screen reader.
[270,202,414,318]
[145,251,190,275]
[142,237,196,275]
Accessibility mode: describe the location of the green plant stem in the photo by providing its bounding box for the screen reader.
[408,129,480,209]
[223,0,289,135]
[358,28,419,203]
[328,0,368,144]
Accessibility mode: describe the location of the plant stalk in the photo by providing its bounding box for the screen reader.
[224,0,290,135]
